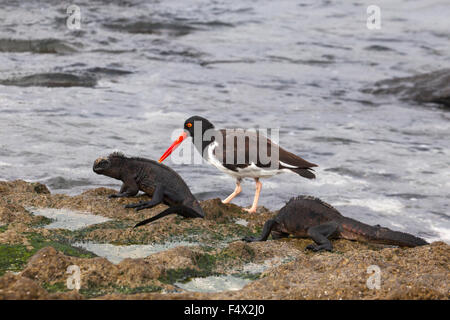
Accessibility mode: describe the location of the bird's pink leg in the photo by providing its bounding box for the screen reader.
[222,178,242,204]
[245,178,262,213]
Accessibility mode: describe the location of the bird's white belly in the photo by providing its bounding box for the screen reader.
[234,163,288,178]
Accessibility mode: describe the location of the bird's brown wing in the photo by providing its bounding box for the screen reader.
[215,129,317,171]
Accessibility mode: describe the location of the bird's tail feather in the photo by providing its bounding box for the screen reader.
[289,167,316,179]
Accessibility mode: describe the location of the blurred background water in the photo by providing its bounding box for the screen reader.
[0,0,449,242]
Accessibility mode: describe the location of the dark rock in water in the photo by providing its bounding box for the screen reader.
[103,20,198,37]
[0,73,97,88]
[191,20,234,28]
[85,67,133,76]
[363,69,450,108]
[364,45,396,52]
[0,39,77,54]
[103,19,232,37]
[44,176,92,190]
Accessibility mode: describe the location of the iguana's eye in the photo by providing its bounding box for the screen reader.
[97,159,109,168]
[186,122,192,128]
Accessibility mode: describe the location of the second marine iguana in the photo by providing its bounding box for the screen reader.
[243,195,428,251]
[93,152,204,227]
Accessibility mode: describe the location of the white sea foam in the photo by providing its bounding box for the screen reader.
[143,110,186,121]
[425,224,450,244]
[27,207,110,231]
[234,218,249,227]
[241,257,289,274]
[73,241,197,264]
[333,198,404,215]
[175,275,251,293]
[312,171,367,187]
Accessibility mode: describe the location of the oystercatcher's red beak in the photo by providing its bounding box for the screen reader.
[158,131,188,163]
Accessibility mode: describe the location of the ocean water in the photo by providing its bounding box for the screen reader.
[0,0,449,243]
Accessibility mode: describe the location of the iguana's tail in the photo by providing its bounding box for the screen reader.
[134,205,203,228]
[342,218,428,247]
[374,227,428,247]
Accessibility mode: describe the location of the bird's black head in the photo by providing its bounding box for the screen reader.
[183,116,215,138]
[158,116,216,163]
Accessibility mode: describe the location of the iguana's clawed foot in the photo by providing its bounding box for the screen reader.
[305,244,332,252]
[108,194,119,199]
[124,201,146,209]
[132,202,154,212]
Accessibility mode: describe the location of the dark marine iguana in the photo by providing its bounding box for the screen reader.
[243,195,428,251]
[93,152,204,227]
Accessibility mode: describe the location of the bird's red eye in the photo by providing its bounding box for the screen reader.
[186,123,192,128]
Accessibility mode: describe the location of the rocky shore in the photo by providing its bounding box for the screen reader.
[0,180,448,300]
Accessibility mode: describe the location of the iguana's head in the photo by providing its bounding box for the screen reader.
[93,151,125,179]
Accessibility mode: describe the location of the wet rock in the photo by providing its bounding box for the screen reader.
[0,180,448,299]
[21,247,74,282]
[0,73,97,88]
[49,290,83,300]
[363,69,450,108]
[0,39,77,54]
[0,180,50,195]
[32,182,51,194]
[102,241,449,300]
[0,202,25,224]
[0,273,83,300]
[221,241,256,261]
[18,244,200,293]
[201,198,243,223]
[0,223,32,245]
[0,273,50,299]
[80,187,117,197]
[0,197,42,227]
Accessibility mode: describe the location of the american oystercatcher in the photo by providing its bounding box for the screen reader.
[158,116,318,213]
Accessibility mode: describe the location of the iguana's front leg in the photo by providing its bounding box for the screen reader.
[243,219,278,242]
[125,185,164,211]
[108,180,139,198]
[306,221,339,252]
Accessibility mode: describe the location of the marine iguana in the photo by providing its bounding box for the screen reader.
[243,195,428,251]
[93,152,204,227]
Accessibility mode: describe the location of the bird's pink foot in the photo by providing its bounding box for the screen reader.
[244,207,257,214]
